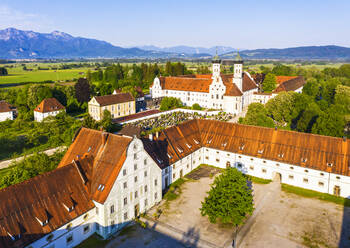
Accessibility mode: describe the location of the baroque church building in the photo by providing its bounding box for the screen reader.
[150,54,258,114]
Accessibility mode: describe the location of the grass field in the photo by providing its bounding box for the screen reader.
[0,66,88,85]
[281,183,350,207]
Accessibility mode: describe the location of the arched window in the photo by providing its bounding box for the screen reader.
[226,161,231,168]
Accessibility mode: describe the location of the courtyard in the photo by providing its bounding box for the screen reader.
[89,165,350,248]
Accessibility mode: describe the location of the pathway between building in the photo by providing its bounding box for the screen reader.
[229,106,248,123]
[229,179,282,248]
[0,146,66,170]
[140,217,218,248]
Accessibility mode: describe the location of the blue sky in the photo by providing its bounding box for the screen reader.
[0,0,349,49]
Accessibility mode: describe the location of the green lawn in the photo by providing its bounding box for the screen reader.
[282,183,350,207]
[74,233,108,248]
[249,175,272,184]
[0,67,88,85]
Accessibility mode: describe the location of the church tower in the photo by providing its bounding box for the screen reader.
[212,52,221,79]
[233,51,243,92]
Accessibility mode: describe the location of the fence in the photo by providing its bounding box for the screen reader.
[120,108,222,125]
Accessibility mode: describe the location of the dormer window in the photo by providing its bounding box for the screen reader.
[301,158,307,163]
[62,196,75,212]
[278,153,284,158]
[327,162,333,167]
[239,144,245,151]
[186,143,192,149]
[258,149,264,154]
[177,147,183,153]
[167,153,172,159]
[97,184,105,191]
[35,209,49,226]
[193,139,200,145]
[156,158,163,164]
[222,142,227,147]
[5,223,21,242]
[207,138,212,144]
[36,217,49,227]
[8,232,21,241]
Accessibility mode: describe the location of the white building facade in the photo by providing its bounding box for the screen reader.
[150,55,258,114]
[34,98,66,122]
[0,101,15,121]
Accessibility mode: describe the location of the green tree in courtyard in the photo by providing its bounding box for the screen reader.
[200,167,254,226]
[160,97,183,111]
[239,103,274,128]
[191,103,202,110]
[262,73,277,92]
[266,91,296,126]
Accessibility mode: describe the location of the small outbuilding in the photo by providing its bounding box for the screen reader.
[34,98,65,122]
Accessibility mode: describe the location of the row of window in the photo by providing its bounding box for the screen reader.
[122,160,148,176]
[206,151,343,180]
[44,223,91,247]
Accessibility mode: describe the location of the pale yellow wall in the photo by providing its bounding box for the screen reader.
[88,99,136,121]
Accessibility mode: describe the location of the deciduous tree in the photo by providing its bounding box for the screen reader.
[75,78,91,103]
[262,73,277,92]
[238,103,274,128]
[200,167,254,226]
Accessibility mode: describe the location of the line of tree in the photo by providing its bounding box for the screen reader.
[0,67,8,76]
[0,151,65,189]
[86,62,192,96]
[239,64,350,138]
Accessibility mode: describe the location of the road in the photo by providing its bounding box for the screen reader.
[0,146,66,170]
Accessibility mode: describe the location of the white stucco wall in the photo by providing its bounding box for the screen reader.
[27,208,97,248]
[94,137,162,239]
[0,111,14,122]
[34,110,65,122]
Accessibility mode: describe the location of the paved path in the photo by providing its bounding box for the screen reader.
[229,107,248,123]
[234,180,281,248]
[140,217,218,248]
[0,146,66,170]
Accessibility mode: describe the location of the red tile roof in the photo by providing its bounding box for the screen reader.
[0,101,14,113]
[276,76,298,85]
[0,156,95,248]
[157,72,257,97]
[34,98,65,113]
[58,128,132,203]
[274,76,306,93]
[94,93,134,106]
[143,119,350,176]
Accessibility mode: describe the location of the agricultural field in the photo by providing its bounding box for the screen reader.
[244,62,343,72]
[0,64,88,85]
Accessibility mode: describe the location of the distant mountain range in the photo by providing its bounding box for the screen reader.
[135,45,236,56]
[222,46,350,60]
[0,28,349,60]
[0,28,177,59]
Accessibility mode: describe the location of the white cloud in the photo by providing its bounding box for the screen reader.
[0,5,54,32]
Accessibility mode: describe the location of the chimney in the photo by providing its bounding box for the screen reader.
[343,136,347,142]
[149,133,153,141]
[156,131,159,139]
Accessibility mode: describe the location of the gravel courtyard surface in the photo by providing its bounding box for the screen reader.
[108,166,350,248]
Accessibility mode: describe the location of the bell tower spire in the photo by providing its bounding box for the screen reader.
[212,48,221,79]
[233,50,243,92]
